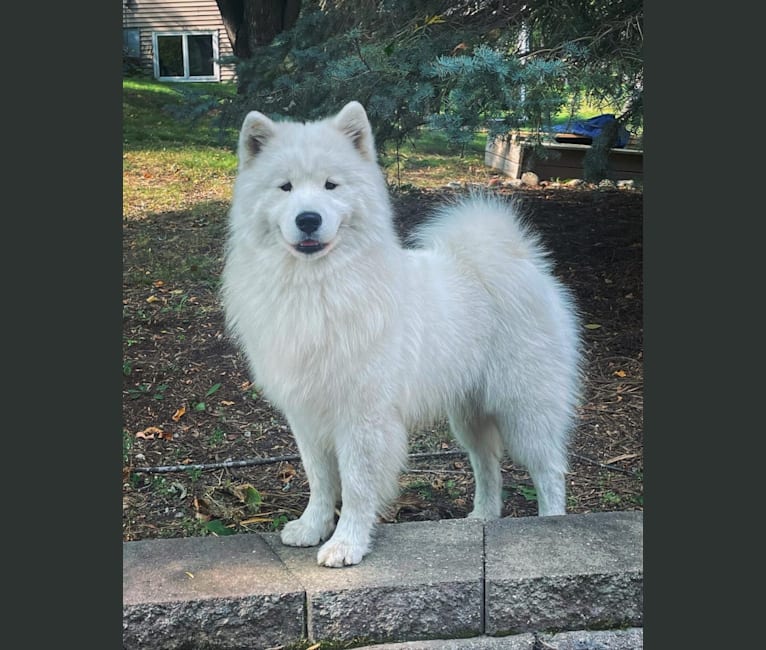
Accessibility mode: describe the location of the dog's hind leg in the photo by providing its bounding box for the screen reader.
[495,410,569,517]
[449,408,505,520]
[280,419,340,548]
[316,416,408,567]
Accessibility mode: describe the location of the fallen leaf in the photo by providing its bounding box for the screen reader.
[184,571,194,579]
[280,464,297,483]
[584,323,601,330]
[205,383,222,398]
[221,400,234,406]
[229,483,262,509]
[158,430,173,441]
[172,482,187,500]
[172,406,186,422]
[205,520,235,536]
[152,280,165,288]
[613,369,627,378]
[146,295,160,304]
[135,426,164,439]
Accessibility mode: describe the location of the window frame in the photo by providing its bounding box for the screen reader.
[151,31,220,82]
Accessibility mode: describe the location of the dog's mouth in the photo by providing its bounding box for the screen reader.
[294,239,327,255]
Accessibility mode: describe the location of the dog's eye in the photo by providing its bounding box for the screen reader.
[324,180,338,190]
[280,182,293,192]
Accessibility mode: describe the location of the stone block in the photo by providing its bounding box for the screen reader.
[485,511,643,635]
[264,518,484,644]
[123,534,305,649]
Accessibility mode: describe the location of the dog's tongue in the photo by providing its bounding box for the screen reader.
[297,239,324,254]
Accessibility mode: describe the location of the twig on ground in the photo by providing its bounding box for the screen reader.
[130,450,468,474]
[571,452,641,476]
[131,454,302,474]
[130,448,638,477]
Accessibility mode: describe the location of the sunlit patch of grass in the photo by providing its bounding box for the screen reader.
[123,149,236,220]
[122,78,237,151]
[381,129,489,189]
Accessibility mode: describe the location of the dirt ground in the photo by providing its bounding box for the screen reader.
[122,185,643,541]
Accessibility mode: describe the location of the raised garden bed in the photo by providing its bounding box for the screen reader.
[485,133,643,182]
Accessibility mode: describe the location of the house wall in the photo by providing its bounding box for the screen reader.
[123,0,237,82]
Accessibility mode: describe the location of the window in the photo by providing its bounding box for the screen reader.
[152,32,219,82]
[123,29,140,58]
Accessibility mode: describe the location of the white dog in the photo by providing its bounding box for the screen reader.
[221,101,583,567]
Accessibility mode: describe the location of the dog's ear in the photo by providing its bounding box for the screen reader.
[238,111,275,166]
[333,101,376,161]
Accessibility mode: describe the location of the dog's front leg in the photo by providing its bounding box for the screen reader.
[280,419,340,548]
[316,417,407,567]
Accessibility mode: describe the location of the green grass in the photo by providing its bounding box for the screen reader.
[551,97,619,126]
[122,78,237,150]
[123,79,239,218]
[381,129,488,187]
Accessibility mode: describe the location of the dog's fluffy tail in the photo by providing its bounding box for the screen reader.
[409,191,553,272]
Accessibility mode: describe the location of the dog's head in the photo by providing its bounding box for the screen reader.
[231,101,386,260]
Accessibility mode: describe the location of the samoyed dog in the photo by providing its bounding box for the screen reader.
[221,101,582,567]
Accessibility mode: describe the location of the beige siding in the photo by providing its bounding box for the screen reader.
[123,0,237,82]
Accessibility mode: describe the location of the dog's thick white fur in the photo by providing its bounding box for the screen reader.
[221,101,582,567]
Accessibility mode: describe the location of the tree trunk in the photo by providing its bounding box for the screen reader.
[215,0,251,58]
[245,0,300,50]
[216,0,301,58]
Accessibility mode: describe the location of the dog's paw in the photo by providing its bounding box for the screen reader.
[280,517,332,548]
[466,510,490,520]
[316,537,369,567]
[467,507,501,520]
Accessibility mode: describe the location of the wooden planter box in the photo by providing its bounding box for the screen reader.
[485,134,643,182]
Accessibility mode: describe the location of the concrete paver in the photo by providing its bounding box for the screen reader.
[354,627,644,649]
[123,533,304,649]
[485,511,643,635]
[263,518,485,644]
[353,633,537,649]
[538,627,644,649]
[123,512,643,649]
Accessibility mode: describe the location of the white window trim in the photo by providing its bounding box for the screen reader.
[152,31,220,82]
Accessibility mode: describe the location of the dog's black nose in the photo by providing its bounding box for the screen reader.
[296,212,322,234]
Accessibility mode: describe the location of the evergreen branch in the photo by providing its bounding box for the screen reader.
[353,38,373,72]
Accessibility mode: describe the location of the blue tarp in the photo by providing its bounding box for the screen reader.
[552,114,630,148]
